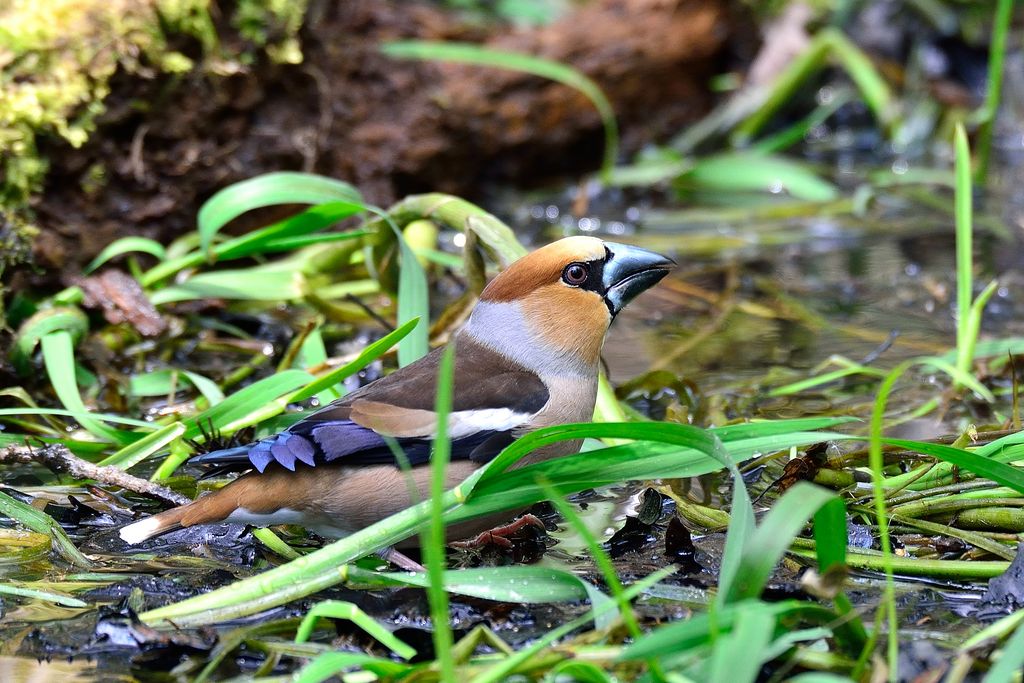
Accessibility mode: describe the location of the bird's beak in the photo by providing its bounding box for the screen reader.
[602,242,675,315]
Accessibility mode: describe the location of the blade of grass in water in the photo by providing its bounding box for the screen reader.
[982,621,1024,683]
[179,369,313,441]
[0,408,156,430]
[954,122,975,385]
[294,600,415,659]
[682,152,839,202]
[291,318,420,402]
[472,567,675,683]
[0,583,88,608]
[346,565,610,608]
[734,29,895,144]
[382,41,619,182]
[295,653,407,683]
[148,265,308,305]
[0,490,92,568]
[866,362,907,683]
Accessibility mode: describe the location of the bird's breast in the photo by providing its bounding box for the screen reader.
[512,373,598,469]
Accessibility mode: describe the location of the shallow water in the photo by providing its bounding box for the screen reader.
[4,161,1024,678]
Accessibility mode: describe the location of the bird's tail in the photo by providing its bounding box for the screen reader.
[119,472,263,544]
[119,506,189,544]
[119,446,254,544]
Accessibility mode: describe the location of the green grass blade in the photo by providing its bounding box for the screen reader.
[423,344,455,681]
[97,422,185,469]
[129,369,224,405]
[723,482,839,603]
[251,528,301,560]
[40,331,132,444]
[711,417,858,440]
[684,153,839,202]
[250,228,368,254]
[295,327,341,404]
[382,41,619,182]
[455,432,848,524]
[149,265,307,305]
[963,279,1001,386]
[708,604,776,683]
[813,496,847,573]
[954,122,974,383]
[353,565,608,607]
[622,599,815,661]
[869,363,908,682]
[290,318,419,402]
[141,202,365,286]
[538,483,622,630]
[395,232,430,366]
[294,653,408,683]
[181,369,313,440]
[84,236,166,274]
[918,356,994,401]
[881,438,1024,494]
[975,0,1014,184]
[0,583,88,608]
[294,600,416,659]
[10,306,89,375]
[197,172,362,258]
[0,408,156,429]
[473,567,674,683]
[735,29,894,143]
[982,619,1024,683]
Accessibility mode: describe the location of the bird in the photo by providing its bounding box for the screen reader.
[119,236,674,564]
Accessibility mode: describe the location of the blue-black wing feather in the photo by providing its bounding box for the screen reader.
[189,419,509,473]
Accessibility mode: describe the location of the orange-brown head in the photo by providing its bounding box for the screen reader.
[466,236,674,374]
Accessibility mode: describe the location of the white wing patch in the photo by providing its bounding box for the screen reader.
[448,408,533,439]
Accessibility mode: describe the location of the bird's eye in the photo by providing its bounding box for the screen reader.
[562,262,589,286]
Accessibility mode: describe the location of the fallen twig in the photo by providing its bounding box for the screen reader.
[0,443,189,507]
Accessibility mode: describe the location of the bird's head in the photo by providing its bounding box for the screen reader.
[466,236,675,372]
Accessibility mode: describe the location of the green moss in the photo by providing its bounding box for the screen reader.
[0,0,308,210]
[235,0,307,65]
[0,211,35,267]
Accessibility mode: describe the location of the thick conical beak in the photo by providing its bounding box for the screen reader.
[602,242,675,315]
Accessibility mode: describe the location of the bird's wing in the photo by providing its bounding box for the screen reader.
[190,339,549,473]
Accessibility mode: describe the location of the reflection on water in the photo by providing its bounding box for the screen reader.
[0,656,104,683]
[606,223,1024,389]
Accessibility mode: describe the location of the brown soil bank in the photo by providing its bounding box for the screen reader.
[31,0,731,271]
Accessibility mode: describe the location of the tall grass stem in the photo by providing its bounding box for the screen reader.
[954,123,974,385]
[975,0,1013,184]
[422,345,456,681]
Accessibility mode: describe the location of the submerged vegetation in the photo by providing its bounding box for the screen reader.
[2,0,1024,681]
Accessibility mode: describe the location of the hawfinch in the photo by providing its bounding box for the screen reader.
[119,236,674,558]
